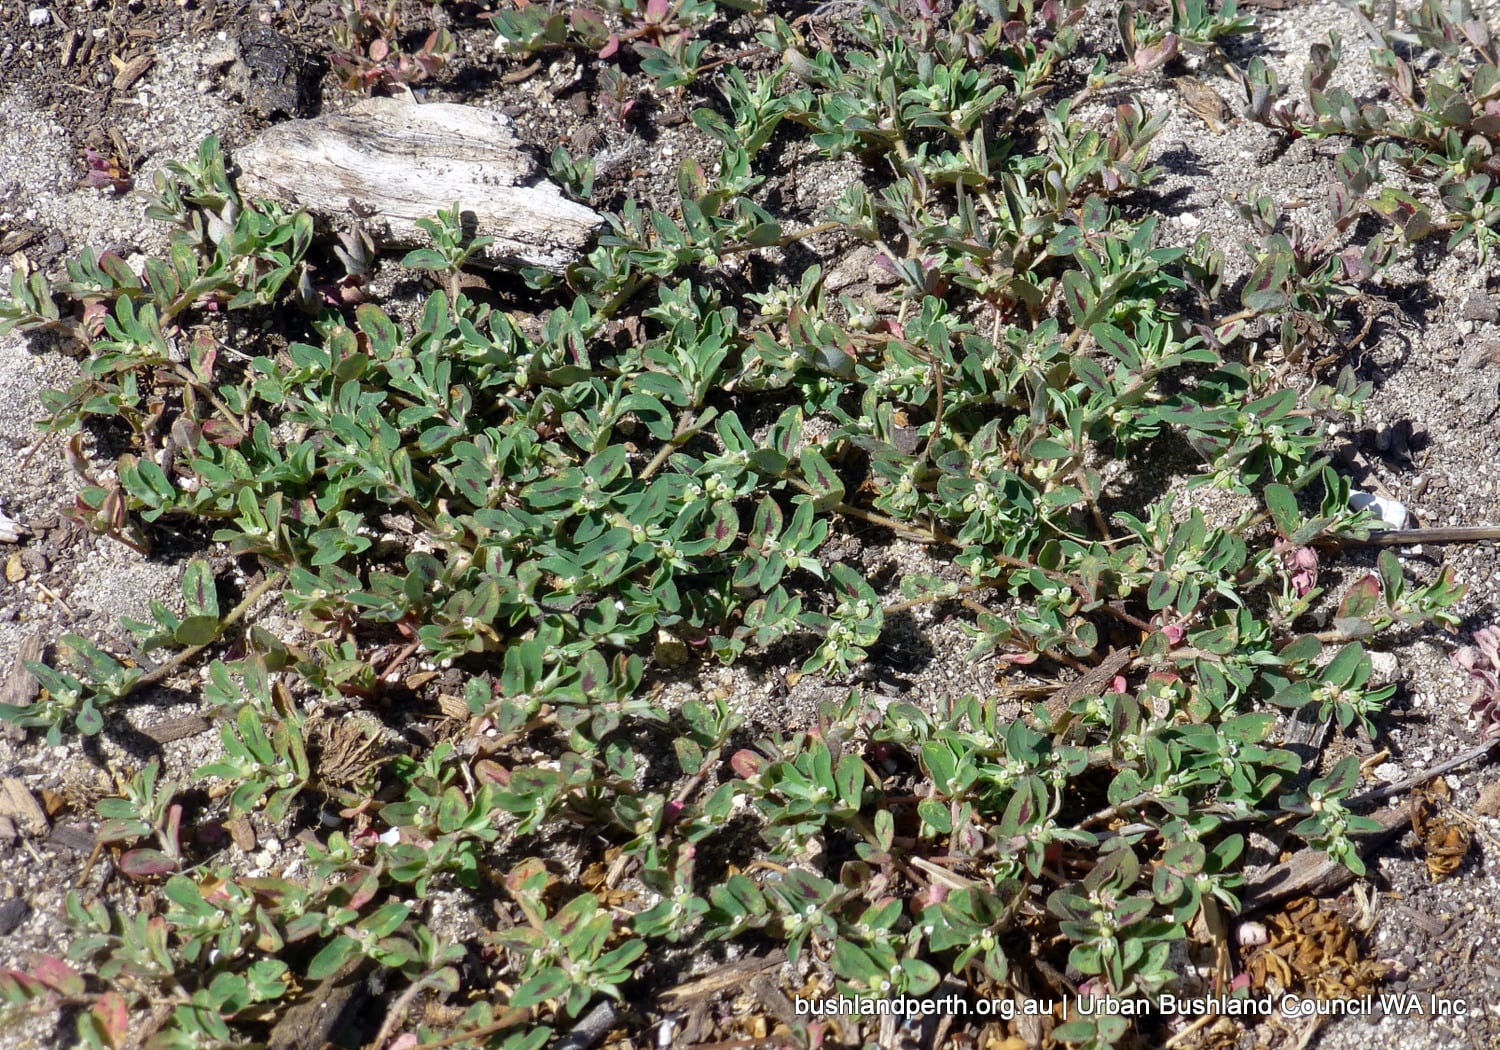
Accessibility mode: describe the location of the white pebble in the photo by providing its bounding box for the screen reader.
[1371,761,1403,783]
[1349,492,1410,530]
[28,8,50,26]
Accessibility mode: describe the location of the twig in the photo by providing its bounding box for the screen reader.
[132,571,285,691]
[1345,526,1500,547]
[555,1001,620,1050]
[371,980,426,1050]
[1044,648,1133,736]
[406,1007,530,1050]
[1164,1012,1219,1048]
[639,409,702,482]
[1349,739,1500,806]
[34,581,76,620]
[379,640,421,682]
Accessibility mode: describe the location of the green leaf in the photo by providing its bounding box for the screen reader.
[359,902,411,938]
[511,967,571,1009]
[306,934,358,980]
[174,615,221,648]
[1242,252,1290,313]
[1060,270,1098,325]
[1146,572,1175,610]
[401,248,449,271]
[356,304,400,356]
[1265,484,1299,536]
[1028,437,1073,459]
[1322,642,1365,687]
[799,447,844,511]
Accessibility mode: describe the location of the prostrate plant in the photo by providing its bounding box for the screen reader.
[329,0,456,92]
[1235,0,1500,263]
[0,1,1472,1047]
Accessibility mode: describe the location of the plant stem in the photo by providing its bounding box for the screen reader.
[133,571,285,692]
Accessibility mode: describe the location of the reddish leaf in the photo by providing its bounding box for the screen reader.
[0,969,46,1001]
[29,955,85,997]
[473,759,509,786]
[118,848,177,879]
[345,871,381,911]
[1337,573,1381,621]
[729,749,763,778]
[598,33,620,59]
[200,419,244,447]
[91,992,130,1049]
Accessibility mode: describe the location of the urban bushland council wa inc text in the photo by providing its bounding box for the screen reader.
[795,992,1470,1021]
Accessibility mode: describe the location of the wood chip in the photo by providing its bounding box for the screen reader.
[658,950,788,1005]
[1388,902,1449,937]
[435,691,468,720]
[1173,76,1233,132]
[141,713,213,743]
[0,777,48,835]
[0,229,37,254]
[60,29,79,68]
[267,958,372,1050]
[1042,648,1132,730]
[234,97,603,273]
[225,814,256,851]
[404,670,437,690]
[111,53,154,91]
[0,898,29,936]
[46,823,96,855]
[0,632,43,711]
[1476,777,1500,817]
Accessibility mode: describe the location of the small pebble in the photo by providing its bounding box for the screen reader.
[1349,492,1410,529]
[27,7,50,26]
[1368,651,1400,686]
[1458,339,1500,369]
[0,899,30,936]
[1371,761,1404,783]
[1460,293,1500,323]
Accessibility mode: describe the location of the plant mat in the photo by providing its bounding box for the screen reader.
[6,1,1500,1049]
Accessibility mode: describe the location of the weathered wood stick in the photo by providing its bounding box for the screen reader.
[1350,526,1500,546]
[235,97,604,273]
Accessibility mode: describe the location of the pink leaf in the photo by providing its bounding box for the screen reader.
[118,848,177,879]
[29,955,85,997]
[729,749,762,778]
[598,33,620,59]
[91,992,130,1049]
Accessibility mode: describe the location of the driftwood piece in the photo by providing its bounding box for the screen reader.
[235,97,604,273]
[1241,806,1410,912]
[1043,648,1132,729]
[1,631,42,742]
